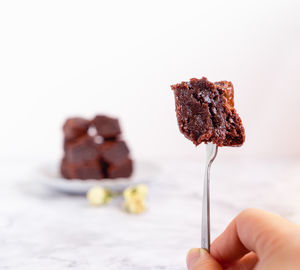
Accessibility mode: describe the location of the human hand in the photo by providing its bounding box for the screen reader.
[187,208,300,270]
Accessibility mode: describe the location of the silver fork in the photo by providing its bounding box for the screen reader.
[201,143,218,252]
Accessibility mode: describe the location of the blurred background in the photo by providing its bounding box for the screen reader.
[1,0,300,162]
[1,1,300,269]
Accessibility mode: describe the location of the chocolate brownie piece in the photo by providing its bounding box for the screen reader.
[61,158,104,180]
[97,140,133,178]
[63,117,90,142]
[98,141,130,165]
[65,135,99,163]
[72,162,104,180]
[92,115,121,139]
[171,77,245,146]
[60,158,72,179]
[107,158,133,179]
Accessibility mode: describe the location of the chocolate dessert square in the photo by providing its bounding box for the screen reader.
[72,162,104,180]
[64,135,99,163]
[60,158,72,179]
[63,117,90,142]
[171,77,245,146]
[60,114,133,180]
[61,158,104,180]
[92,115,121,139]
[98,140,130,165]
[107,158,133,179]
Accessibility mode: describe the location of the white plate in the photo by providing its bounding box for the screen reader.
[36,161,160,194]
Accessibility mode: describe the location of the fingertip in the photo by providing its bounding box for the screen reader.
[186,248,201,269]
[187,248,223,270]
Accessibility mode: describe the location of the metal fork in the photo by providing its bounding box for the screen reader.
[201,143,218,252]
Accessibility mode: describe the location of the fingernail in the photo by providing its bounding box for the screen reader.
[187,248,200,269]
[199,248,209,257]
[187,248,211,269]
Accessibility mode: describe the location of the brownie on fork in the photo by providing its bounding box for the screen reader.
[171,77,245,147]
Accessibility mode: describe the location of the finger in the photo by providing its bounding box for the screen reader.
[186,248,223,270]
[210,215,249,265]
[225,252,258,270]
[211,208,295,265]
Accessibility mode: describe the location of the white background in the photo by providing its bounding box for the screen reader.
[1,0,300,162]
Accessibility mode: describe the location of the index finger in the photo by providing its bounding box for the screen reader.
[210,208,295,265]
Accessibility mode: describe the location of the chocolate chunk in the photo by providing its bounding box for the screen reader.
[60,158,104,180]
[63,117,90,142]
[65,135,99,163]
[171,77,245,146]
[72,163,104,180]
[107,158,133,179]
[92,115,121,139]
[98,140,130,165]
[60,158,72,179]
[98,140,133,179]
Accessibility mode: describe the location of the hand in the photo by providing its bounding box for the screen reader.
[187,208,300,270]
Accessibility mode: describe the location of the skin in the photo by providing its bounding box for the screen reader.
[186,209,300,270]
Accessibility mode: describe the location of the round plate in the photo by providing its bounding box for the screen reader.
[36,160,160,194]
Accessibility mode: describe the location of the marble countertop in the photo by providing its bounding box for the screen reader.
[1,158,299,269]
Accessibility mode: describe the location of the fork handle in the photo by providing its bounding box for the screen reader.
[201,162,211,252]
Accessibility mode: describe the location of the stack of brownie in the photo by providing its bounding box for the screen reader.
[61,115,133,180]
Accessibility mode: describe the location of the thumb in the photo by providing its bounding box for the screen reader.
[186,248,223,270]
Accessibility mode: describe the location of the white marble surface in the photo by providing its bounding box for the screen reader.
[1,158,300,269]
